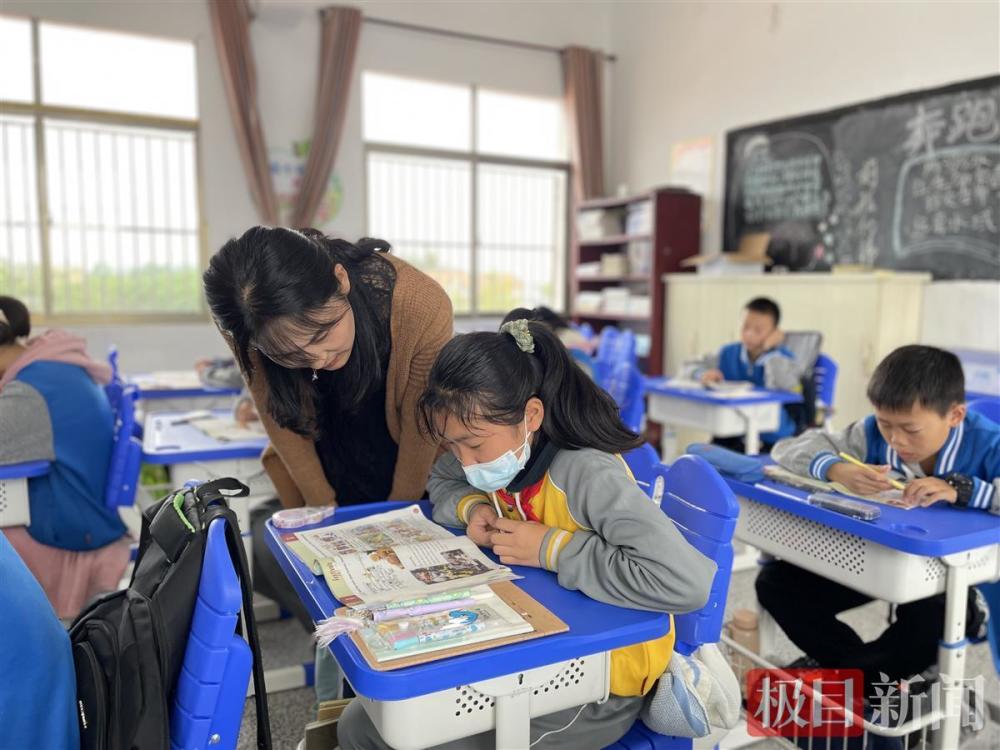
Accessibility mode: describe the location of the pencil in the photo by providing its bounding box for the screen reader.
[838,452,906,490]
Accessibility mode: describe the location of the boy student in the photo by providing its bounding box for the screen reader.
[696,297,804,451]
[757,345,996,689]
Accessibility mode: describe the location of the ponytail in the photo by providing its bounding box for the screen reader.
[0,296,31,346]
[418,311,641,453]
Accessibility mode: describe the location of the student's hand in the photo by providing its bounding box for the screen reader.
[194,357,213,375]
[700,369,724,385]
[488,517,548,568]
[827,462,896,495]
[900,477,957,508]
[466,503,500,547]
[763,328,785,351]
[235,399,259,427]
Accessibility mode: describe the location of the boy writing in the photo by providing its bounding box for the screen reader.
[757,345,996,688]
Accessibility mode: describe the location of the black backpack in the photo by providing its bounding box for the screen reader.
[69,478,272,750]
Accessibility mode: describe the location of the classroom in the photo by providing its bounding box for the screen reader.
[0,1,998,749]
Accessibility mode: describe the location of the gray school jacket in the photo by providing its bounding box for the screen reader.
[428,447,716,615]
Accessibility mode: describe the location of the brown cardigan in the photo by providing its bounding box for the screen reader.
[243,254,453,507]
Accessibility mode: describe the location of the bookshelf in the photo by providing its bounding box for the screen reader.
[570,187,701,375]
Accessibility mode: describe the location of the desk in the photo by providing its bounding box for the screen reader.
[266,501,671,750]
[644,378,802,456]
[129,370,242,401]
[142,410,273,569]
[724,470,999,750]
[0,460,50,528]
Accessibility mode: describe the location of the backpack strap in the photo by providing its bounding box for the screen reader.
[203,501,272,750]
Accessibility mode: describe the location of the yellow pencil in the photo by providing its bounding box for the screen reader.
[838,452,906,490]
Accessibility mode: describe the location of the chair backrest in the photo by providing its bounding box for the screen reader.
[595,326,622,362]
[104,385,143,509]
[623,443,661,498]
[652,455,740,654]
[605,359,646,432]
[782,331,823,377]
[170,518,252,750]
[815,353,839,410]
[105,346,125,415]
[578,322,595,340]
[968,397,1000,425]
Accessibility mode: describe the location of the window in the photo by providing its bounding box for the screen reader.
[0,17,201,318]
[363,72,568,315]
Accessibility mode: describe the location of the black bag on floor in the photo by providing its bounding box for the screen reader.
[69,477,272,750]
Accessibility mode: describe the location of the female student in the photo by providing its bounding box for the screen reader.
[0,296,130,617]
[337,318,715,750]
[202,227,452,694]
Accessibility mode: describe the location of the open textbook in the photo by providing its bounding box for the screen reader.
[763,465,908,508]
[282,505,518,608]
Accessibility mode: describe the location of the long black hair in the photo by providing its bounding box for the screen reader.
[418,309,641,453]
[0,296,31,346]
[203,227,395,436]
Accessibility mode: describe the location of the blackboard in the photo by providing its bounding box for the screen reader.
[723,76,1000,280]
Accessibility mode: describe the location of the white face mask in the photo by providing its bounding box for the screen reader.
[461,418,532,493]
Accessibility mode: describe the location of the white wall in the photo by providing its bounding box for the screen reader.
[609,0,1000,255]
[921,281,1000,352]
[5,0,612,371]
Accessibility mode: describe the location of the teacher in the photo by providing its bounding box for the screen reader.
[203,227,452,692]
[204,226,452,510]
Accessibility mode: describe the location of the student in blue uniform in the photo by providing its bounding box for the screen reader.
[696,297,804,451]
[0,530,79,748]
[758,345,995,689]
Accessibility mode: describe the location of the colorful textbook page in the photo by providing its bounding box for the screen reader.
[283,505,518,607]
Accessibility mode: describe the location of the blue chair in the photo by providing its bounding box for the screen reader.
[170,517,252,750]
[815,353,839,429]
[607,455,740,750]
[105,347,125,416]
[606,359,646,433]
[624,443,661,498]
[968,397,1000,425]
[595,328,639,387]
[104,385,143,510]
[578,322,595,340]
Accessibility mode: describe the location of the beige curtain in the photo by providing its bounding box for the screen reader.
[208,0,279,225]
[562,46,606,203]
[290,6,363,228]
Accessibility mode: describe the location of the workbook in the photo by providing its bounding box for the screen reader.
[762,465,908,508]
[351,585,535,663]
[282,505,518,608]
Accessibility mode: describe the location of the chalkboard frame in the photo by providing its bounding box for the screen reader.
[723,74,1000,277]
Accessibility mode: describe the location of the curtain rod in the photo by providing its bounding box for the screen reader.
[359,15,617,63]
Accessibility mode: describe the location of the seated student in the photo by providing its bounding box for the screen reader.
[0,531,79,747]
[696,296,803,451]
[758,345,994,690]
[0,296,130,618]
[337,318,716,750]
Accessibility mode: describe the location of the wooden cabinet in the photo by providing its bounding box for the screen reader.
[571,188,701,375]
[662,272,931,426]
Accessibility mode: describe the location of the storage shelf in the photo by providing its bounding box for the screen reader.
[578,233,651,247]
[576,275,651,283]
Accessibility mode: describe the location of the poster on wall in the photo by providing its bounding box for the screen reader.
[269,139,344,229]
[669,136,714,239]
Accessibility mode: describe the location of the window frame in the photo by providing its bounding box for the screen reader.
[362,77,571,317]
[1,15,207,324]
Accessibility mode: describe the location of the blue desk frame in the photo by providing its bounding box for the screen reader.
[141,410,267,465]
[264,500,671,702]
